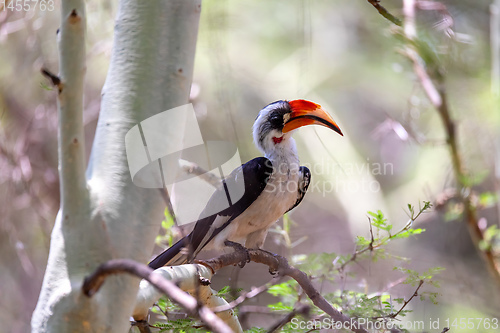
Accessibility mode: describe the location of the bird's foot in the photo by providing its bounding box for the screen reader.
[224,240,251,268]
[257,249,279,275]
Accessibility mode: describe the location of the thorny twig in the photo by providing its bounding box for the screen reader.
[368,280,424,332]
[337,203,430,273]
[389,279,424,318]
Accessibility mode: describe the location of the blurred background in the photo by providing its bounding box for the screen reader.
[1,0,499,332]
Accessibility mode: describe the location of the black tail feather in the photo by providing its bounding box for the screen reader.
[148,236,188,269]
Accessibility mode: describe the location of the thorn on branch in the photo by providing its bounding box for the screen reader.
[41,68,62,93]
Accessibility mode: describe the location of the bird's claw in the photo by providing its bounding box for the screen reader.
[257,249,280,276]
[224,240,251,268]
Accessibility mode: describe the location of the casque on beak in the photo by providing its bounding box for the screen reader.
[282,99,343,136]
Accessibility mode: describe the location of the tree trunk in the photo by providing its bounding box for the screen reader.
[32,1,201,331]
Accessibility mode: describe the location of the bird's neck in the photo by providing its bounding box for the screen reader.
[265,137,299,173]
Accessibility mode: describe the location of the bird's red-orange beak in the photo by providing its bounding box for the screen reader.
[282,99,343,136]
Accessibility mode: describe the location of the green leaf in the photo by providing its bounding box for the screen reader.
[267,301,293,312]
[479,192,499,208]
[356,236,370,246]
[267,281,296,297]
[217,286,231,296]
[392,228,426,239]
[245,328,267,333]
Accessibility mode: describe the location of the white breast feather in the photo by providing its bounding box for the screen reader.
[211,142,300,249]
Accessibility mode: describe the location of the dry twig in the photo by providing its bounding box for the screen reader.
[212,280,278,313]
[390,279,424,318]
[367,0,402,26]
[266,304,310,333]
[40,68,62,92]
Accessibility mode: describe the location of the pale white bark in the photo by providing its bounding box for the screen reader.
[32,1,201,332]
[133,265,243,333]
[492,0,500,96]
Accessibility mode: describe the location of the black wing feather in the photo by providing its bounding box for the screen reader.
[149,157,273,269]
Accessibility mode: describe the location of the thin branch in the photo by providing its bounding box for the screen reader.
[202,250,369,333]
[402,0,500,284]
[180,159,222,189]
[368,216,375,252]
[55,5,89,227]
[212,279,278,313]
[153,303,169,318]
[40,68,62,92]
[372,277,407,296]
[366,279,425,333]
[390,280,423,318]
[158,188,179,227]
[367,0,402,26]
[239,305,281,315]
[266,304,310,333]
[337,208,428,273]
[82,259,233,333]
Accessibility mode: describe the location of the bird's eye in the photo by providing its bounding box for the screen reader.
[268,113,283,129]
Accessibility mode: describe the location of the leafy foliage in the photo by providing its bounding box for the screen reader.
[479,225,500,253]
[151,285,244,332]
[153,319,200,333]
[216,286,244,302]
[256,202,443,332]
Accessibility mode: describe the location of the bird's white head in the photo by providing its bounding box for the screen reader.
[252,99,343,159]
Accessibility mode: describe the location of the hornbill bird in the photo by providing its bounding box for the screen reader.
[148,99,343,269]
